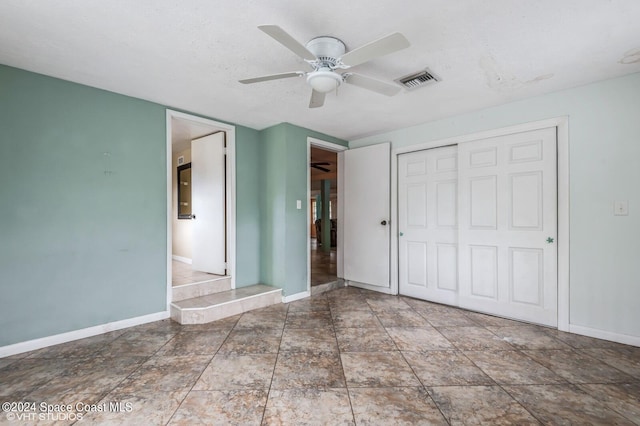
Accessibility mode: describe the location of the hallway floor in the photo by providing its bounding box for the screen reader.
[310,238,337,286]
[2,287,639,424]
[172,260,225,287]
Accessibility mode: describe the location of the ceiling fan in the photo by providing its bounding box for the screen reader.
[239,25,410,108]
[310,161,331,172]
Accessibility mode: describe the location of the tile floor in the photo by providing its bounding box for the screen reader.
[2,287,640,425]
[310,239,337,287]
[172,260,224,287]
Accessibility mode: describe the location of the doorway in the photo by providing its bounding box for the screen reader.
[310,147,337,287]
[165,110,236,309]
[307,138,347,295]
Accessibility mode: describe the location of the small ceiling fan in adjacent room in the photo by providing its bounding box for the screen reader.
[239,25,410,108]
[310,162,331,172]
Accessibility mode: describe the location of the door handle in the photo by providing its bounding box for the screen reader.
[381,220,388,226]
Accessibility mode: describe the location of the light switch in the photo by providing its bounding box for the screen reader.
[614,201,629,216]
[296,200,302,210]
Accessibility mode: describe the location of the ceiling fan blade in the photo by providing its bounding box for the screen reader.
[239,71,304,84]
[259,25,317,61]
[340,32,410,67]
[309,89,325,108]
[344,73,401,96]
[311,164,331,172]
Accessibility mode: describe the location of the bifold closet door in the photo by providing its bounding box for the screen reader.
[457,127,558,327]
[398,146,458,305]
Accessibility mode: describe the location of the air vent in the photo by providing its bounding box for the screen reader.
[395,69,439,90]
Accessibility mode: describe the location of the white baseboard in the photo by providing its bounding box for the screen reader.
[569,324,640,347]
[282,290,310,304]
[0,311,170,358]
[172,255,192,264]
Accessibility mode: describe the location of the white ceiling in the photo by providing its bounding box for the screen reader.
[1,0,639,141]
[171,117,221,152]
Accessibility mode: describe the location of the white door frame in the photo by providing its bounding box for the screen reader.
[307,137,347,296]
[391,117,569,331]
[166,109,236,310]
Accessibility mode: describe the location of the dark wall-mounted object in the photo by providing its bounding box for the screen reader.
[177,163,192,219]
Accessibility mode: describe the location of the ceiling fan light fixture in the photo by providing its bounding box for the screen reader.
[242,26,411,107]
[307,69,342,93]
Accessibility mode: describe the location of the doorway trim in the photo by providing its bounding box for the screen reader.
[307,137,348,296]
[391,117,569,331]
[165,109,236,311]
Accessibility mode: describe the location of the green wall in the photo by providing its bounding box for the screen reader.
[0,64,345,347]
[0,65,167,346]
[258,124,287,289]
[0,65,264,347]
[258,123,347,297]
[233,125,261,287]
[351,72,640,339]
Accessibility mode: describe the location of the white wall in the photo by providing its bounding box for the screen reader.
[351,72,640,341]
[172,148,192,260]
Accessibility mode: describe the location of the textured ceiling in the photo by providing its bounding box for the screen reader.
[1,0,639,141]
[171,117,222,152]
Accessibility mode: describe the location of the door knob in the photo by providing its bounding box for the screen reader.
[381,220,388,226]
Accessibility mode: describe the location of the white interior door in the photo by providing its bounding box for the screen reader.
[458,127,557,326]
[344,143,391,289]
[398,146,458,305]
[191,132,226,275]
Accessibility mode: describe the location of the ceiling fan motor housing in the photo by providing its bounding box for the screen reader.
[306,36,346,68]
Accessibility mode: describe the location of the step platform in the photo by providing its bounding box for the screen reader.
[170,284,282,324]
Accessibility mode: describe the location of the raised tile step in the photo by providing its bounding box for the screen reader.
[170,284,282,325]
[172,276,231,302]
[311,279,346,296]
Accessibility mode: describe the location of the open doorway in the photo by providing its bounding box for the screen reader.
[310,146,337,286]
[307,138,347,295]
[166,110,236,308]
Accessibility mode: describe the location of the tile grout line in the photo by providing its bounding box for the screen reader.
[377,300,452,425]
[571,346,640,379]
[328,295,358,424]
[63,323,180,425]
[163,316,239,425]
[497,384,553,425]
[427,300,568,424]
[454,328,562,425]
[259,302,289,425]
